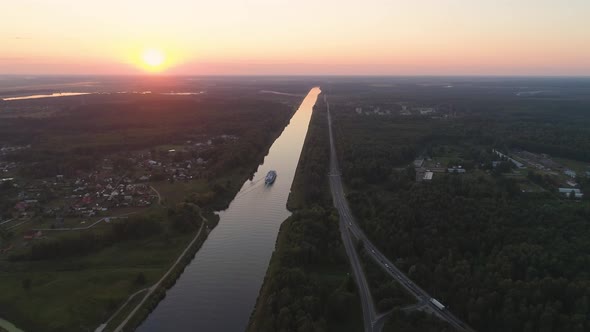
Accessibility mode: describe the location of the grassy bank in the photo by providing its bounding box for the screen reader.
[248,94,363,331]
[110,213,215,332]
[0,208,196,332]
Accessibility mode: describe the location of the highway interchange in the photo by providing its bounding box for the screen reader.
[325,95,475,332]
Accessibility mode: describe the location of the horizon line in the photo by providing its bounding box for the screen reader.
[1,73,590,79]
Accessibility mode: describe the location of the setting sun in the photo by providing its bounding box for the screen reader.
[141,48,166,71]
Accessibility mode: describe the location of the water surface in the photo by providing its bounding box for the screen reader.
[2,92,91,100]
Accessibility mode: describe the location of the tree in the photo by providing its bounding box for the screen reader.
[135,272,147,286]
[22,278,31,291]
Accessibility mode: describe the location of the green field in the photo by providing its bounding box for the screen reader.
[0,223,195,332]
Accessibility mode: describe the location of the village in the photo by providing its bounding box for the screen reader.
[349,100,462,123]
[0,134,239,252]
[412,146,589,200]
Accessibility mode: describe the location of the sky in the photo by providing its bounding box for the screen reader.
[1,0,589,76]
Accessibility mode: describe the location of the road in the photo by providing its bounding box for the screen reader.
[325,96,475,332]
[326,95,383,332]
[108,221,205,332]
[150,185,162,205]
[95,288,148,332]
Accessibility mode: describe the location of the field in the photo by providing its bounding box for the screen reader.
[0,216,195,331]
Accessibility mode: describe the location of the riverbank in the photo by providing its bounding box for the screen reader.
[136,88,321,332]
[105,218,210,332]
[247,93,363,331]
[101,101,300,332]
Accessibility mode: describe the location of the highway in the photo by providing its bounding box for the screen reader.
[325,95,475,332]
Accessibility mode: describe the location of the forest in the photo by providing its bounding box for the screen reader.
[329,81,590,332]
[1,94,294,179]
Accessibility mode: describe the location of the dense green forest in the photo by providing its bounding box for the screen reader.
[329,83,590,332]
[349,173,590,331]
[1,95,293,179]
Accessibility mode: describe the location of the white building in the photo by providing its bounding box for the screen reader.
[564,169,577,178]
[558,188,584,199]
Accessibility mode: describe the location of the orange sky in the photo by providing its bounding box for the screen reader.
[1,0,589,75]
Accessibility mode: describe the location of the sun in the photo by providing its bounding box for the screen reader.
[141,48,166,70]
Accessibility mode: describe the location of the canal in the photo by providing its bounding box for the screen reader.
[138,87,321,331]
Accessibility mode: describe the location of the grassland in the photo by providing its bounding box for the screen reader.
[0,211,195,332]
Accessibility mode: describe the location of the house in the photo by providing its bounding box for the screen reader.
[81,196,93,205]
[417,107,435,115]
[564,169,577,178]
[423,171,434,181]
[14,201,27,212]
[558,188,584,199]
[492,149,525,168]
[448,166,466,174]
[23,230,42,240]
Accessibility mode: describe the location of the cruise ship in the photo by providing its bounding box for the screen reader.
[265,170,277,184]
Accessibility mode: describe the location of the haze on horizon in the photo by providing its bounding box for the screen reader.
[2,0,589,76]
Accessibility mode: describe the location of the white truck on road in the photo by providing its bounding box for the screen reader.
[430,298,445,310]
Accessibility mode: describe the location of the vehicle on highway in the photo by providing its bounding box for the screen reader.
[430,298,446,310]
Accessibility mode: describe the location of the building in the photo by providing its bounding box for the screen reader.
[493,149,525,168]
[448,167,466,174]
[23,230,42,240]
[564,169,577,178]
[417,107,435,115]
[558,188,584,199]
[423,171,434,181]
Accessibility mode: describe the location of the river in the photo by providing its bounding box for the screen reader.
[138,87,321,331]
